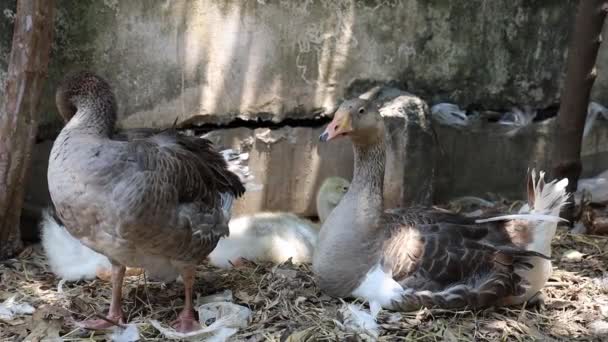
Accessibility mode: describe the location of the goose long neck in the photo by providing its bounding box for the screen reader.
[350,140,386,216]
[64,100,116,137]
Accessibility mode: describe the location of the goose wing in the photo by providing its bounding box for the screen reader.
[126,130,245,206]
[105,130,245,261]
[381,214,548,309]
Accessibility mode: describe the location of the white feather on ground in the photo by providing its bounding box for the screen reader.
[338,303,379,340]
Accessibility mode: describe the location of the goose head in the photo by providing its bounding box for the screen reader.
[319,177,349,204]
[319,86,384,146]
[55,71,117,123]
[316,177,350,223]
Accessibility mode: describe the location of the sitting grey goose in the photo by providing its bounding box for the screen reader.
[313,87,569,316]
[47,71,245,332]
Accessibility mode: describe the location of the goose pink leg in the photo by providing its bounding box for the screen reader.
[171,266,200,333]
[78,264,126,330]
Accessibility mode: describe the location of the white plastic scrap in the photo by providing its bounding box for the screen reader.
[338,303,379,340]
[198,289,233,305]
[150,300,251,341]
[430,103,469,127]
[584,102,608,138]
[198,302,251,329]
[0,296,35,321]
[110,324,140,342]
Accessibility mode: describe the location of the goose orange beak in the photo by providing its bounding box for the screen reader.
[319,110,352,142]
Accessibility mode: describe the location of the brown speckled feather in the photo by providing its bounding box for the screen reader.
[380,212,547,310]
[127,131,245,206]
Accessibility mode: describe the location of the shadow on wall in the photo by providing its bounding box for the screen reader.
[173,0,358,214]
[22,0,360,238]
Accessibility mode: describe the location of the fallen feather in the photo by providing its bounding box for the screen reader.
[561,250,584,262]
[0,296,35,321]
[110,323,140,342]
[338,303,379,340]
[589,320,608,336]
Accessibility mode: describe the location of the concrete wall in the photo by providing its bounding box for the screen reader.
[7,0,608,238]
[1,0,581,134]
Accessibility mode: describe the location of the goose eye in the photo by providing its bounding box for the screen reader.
[358,107,365,114]
[343,186,348,191]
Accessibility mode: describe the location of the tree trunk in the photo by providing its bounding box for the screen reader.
[553,0,608,224]
[0,0,55,260]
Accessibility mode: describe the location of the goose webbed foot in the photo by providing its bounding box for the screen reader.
[77,312,125,330]
[171,309,199,333]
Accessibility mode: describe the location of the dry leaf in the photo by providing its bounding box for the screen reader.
[284,327,317,342]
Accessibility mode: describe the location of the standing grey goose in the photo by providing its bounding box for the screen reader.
[47,71,245,332]
[313,87,569,316]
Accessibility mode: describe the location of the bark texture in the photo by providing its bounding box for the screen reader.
[553,0,608,223]
[0,0,55,259]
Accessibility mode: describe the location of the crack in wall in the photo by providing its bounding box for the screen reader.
[179,116,333,136]
[36,115,333,143]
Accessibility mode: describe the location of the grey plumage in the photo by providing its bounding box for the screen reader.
[48,71,245,280]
